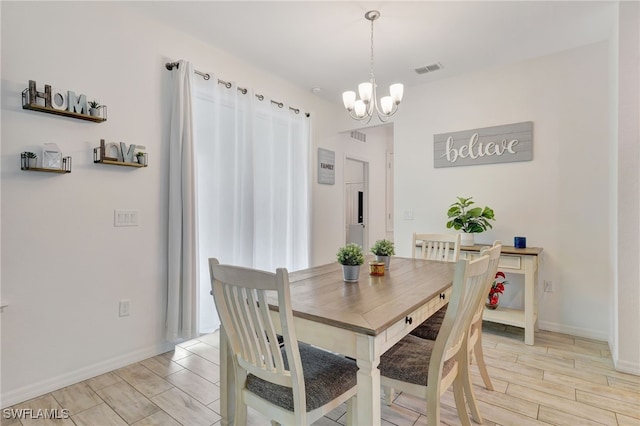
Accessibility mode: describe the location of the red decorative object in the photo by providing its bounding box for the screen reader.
[486,271,508,310]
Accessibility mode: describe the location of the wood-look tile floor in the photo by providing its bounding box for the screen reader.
[3,323,639,425]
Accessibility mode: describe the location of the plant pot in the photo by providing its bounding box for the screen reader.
[485,301,499,310]
[342,265,360,282]
[375,255,391,270]
[89,108,101,117]
[27,158,37,168]
[137,155,147,166]
[486,294,499,310]
[460,232,475,246]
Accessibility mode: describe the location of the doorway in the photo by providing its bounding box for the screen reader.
[345,158,368,249]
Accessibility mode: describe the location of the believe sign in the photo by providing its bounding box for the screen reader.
[433,121,533,168]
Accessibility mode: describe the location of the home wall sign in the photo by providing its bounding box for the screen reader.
[317,148,335,185]
[433,121,533,168]
[22,80,107,122]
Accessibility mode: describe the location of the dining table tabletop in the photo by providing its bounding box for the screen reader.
[219,256,456,426]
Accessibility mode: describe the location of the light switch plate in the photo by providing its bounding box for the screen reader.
[114,209,139,227]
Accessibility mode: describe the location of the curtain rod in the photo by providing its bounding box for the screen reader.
[216,79,304,115]
[165,61,308,116]
[165,61,210,80]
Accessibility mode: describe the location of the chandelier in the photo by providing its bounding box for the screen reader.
[342,10,404,123]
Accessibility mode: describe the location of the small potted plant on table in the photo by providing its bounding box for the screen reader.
[446,196,495,246]
[370,239,395,270]
[337,243,365,282]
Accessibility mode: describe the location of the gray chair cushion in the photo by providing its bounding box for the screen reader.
[379,334,455,386]
[410,304,447,340]
[246,342,357,412]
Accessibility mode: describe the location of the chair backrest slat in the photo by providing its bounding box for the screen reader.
[412,233,461,262]
[475,241,502,323]
[429,254,491,385]
[210,259,292,385]
[256,290,286,372]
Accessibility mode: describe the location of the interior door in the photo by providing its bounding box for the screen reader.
[345,158,367,248]
[346,184,365,246]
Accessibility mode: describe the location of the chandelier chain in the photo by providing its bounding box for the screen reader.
[369,17,375,80]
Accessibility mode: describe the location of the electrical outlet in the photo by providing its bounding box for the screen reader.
[403,210,414,220]
[544,281,553,292]
[119,300,131,317]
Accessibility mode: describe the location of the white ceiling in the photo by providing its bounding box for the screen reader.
[126,1,616,104]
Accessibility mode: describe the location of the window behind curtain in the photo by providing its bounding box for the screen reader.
[193,77,310,333]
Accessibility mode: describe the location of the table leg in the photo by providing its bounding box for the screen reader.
[524,257,536,345]
[220,325,235,426]
[355,334,381,426]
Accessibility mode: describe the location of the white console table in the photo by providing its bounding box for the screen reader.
[460,244,543,345]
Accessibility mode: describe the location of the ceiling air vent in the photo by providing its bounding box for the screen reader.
[350,130,367,143]
[415,62,443,75]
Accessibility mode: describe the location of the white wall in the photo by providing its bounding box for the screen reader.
[0,2,341,406]
[394,42,611,340]
[612,0,640,375]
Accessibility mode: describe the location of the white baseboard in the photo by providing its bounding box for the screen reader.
[537,320,609,342]
[614,359,640,376]
[1,342,174,409]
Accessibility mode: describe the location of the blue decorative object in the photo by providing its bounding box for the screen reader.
[514,236,527,249]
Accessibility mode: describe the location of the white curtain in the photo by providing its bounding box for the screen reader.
[166,60,199,342]
[251,99,311,272]
[166,61,311,337]
[193,75,311,334]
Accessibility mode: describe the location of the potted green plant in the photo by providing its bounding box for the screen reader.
[337,243,365,282]
[24,151,37,168]
[88,101,101,117]
[446,196,495,246]
[370,239,395,270]
[136,151,147,165]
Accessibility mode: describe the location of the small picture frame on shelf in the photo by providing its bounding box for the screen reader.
[42,143,62,169]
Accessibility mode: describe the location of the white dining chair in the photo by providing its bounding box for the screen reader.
[412,232,461,262]
[379,254,491,425]
[410,241,502,393]
[209,258,358,426]
[382,232,462,404]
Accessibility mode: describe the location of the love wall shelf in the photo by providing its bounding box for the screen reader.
[20,152,72,173]
[93,140,148,168]
[21,80,107,123]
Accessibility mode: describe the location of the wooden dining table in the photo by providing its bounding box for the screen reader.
[219,257,456,426]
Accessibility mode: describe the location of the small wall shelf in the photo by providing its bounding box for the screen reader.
[21,87,107,123]
[21,152,71,173]
[94,158,146,168]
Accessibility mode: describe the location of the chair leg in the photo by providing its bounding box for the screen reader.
[474,330,494,391]
[453,376,473,426]
[426,382,441,426]
[383,386,395,406]
[345,397,354,425]
[234,396,248,426]
[460,345,483,424]
[234,370,248,426]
